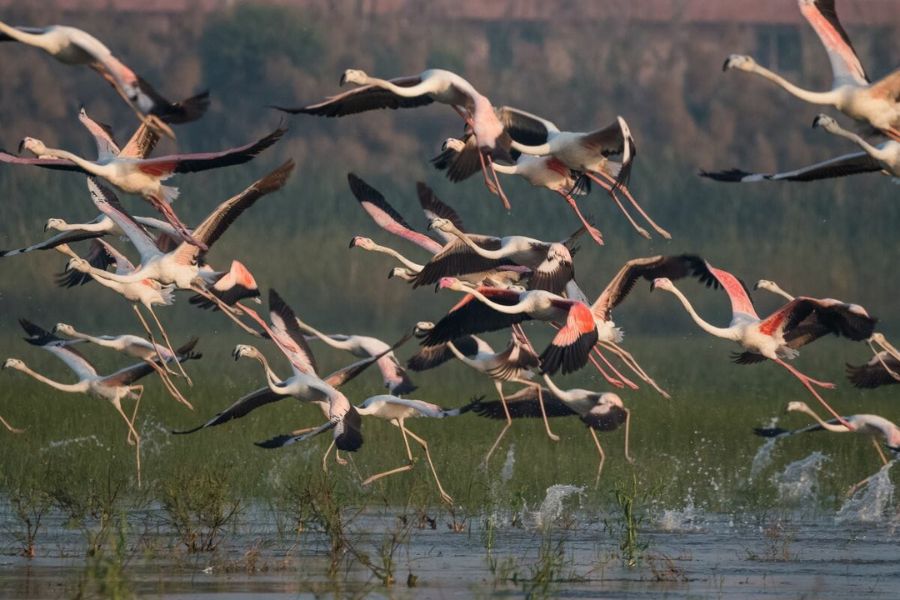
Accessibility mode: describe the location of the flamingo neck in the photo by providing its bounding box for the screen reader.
[369,243,422,271]
[0,22,48,47]
[793,404,850,433]
[19,366,89,393]
[447,227,505,260]
[296,320,353,352]
[488,161,520,175]
[463,288,525,315]
[510,140,552,156]
[446,340,482,371]
[41,147,101,174]
[664,286,738,341]
[748,64,839,106]
[826,126,889,160]
[364,75,433,99]
[542,373,575,402]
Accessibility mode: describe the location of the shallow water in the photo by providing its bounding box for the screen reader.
[2,490,898,599]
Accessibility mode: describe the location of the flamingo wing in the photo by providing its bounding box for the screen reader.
[580,116,636,186]
[528,243,574,296]
[189,260,259,310]
[539,300,598,375]
[416,182,466,240]
[347,173,442,253]
[421,288,531,346]
[693,261,758,320]
[498,105,559,145]
[484,335,541,380]
[406,335,480,371]
[268,289,319,377]
[430,130,483,182]
[19,318,98,379]
[799,0,869,87]
[119,122,160,159]
[0,152,86,172]
[78,108,120,160]
[87,177,162,264]
[700,152,882,183]
[101,337,200,387]
[272,76,433,117]
[846,352,900,389]
[412,237,510,288]
[781,297,876,345]
[469,386,577,419]
[868,69,900,102]
[172,386,288,434]
[1,228,106,259]
[591,254,707,321]
[138,127,286,176]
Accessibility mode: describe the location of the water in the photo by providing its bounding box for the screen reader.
[836,462,896,524]
[534,484,584,529]
[771,452,829,505]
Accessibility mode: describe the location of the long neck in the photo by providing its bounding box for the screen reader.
[664,286,738,340]
[446,340,482,370]
[825,126,888,160]
[19,366,89,393]
[794,404,850,433]
[747,64,839,106]
[463,287,526,315]
[369,243,422,271]
[66,330,116,349]
[542,373,576,402]
[295,320,353,351]
[447,227,505,260]
[767,284,794,302]
[509,140,551,156]
[250,352,286,392]
[364,75,434,98]
[0,22,48,46]
[41,147,103,174]
[489,161,521,175]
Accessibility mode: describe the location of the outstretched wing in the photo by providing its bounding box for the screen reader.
[268,289,319,377]
[411,237,510,288]
[272,76,432,116]
[699,151,882,183]
[136,127,286,176]
[172,386,288,434]
[421,288,531,346]
[416,182,465,241]
[469,386,577,419]
[799,0,869,87]
[19,318,98,379]
[846,352,900,389]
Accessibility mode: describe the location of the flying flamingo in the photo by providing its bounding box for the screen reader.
[2,125,286,248]
[812,114,900,177]
[0,22,209,138]
[424,278,599,376]
[754,279,900,389]
[188,260,262,311]
[257,394,468,505]
[410,322,552,462]
[52,322,194,409]
[754,400,900,494]
[650,260,877,427]
[468,373,631,484]
[722,0,900,142]
[436,138,605,245]
[276,69,515,209]
[4,319,200,486]
[414,217,580,295]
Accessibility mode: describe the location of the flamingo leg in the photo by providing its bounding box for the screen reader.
[191,287,264,339]
[483,380,513,466]
[403,426,453,505]
[142,359,194,410]
[591,346,639,390]
[484,154,512,211]
[588,352,625,388]
[0,415,24,434]
[132,305,179,378]
[589,428,606,487]
[112,396,141,488]
[147,305,192,386]
[600,341,670,399]
[584,173,648,239]
[590,171,671,239]
[534,385,560,442]
[869,337,900,382]
[322,439,336,473]
[362,421,415,487]
[146,193,208,251]
[623,408,634,464]
[872,438,889,466]
[557,191,604,245]
[772,358,851,430]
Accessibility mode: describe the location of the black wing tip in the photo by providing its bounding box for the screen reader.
[336,407,364,452]
[390,380,418,396]
[697,168,761,182]
[753,427,787,438]
[170,425,205,435]
[255,435,295,449]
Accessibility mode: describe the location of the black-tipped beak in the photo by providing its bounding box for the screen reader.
[721,58,729,72]
[43,222,50,232]
[649,281,655,292]
[426,221,435,231]
[339,73,347,86]
[348,238,357,249]
[17,139,25,154]
[811,115,822,129]
[387,269,395,279]
[753,282,760,290]
[232,349,240,361]
[434,282,441,293]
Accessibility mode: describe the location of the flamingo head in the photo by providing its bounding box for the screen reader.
[812,113,839,132]
[232,344,259,361]
[413,321,435,337]
[340,69,368,86]
[442,138,466,153]
[427,217,453,232]
[650,277,674,292]
[66,257,91,273]
[436,276,463,292]
[349,236,375,250]
[784,400,810,414]
[2,358,24,371]
[754,279,779,292]
[722,54,756,72]
[44,218,67,232]
[53,323,75,336]
[18,137,47,156]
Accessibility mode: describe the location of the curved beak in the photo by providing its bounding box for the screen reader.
[721,58,730,72]
[387,269,395,279]
[348,237,358,249]
[43,222,50,232]
[426,221,436,231]
[17,139,26,155]
[339,72,348,86]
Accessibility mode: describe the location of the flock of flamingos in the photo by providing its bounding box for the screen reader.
[0,0,898,503]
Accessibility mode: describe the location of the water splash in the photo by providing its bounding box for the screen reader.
[836,462,895,524]
[657,494,702,532]
[535,484,583,529]
[771,452,829,504]
[500,444,516,483]
[41,435,108,452]
[749,417,781,480]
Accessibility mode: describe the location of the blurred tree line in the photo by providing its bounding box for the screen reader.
[0,2,897,354]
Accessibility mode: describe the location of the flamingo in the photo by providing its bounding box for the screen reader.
[722,0,900,142]
[413,217,580,295]
[410,322,553,461]
[3,125,287,249]
[4,319,200,486]
[0,22,209,138]
[51,322,194,409]
[276,69,515,209]
[436,137,605,245]
[424,278,599,376]
[651,260,877,427]
[754,279,900,389]
[257,394,468,505]
[812,114,900,177]
[188,260,262,311]
[754,400,900,494]
[470,373,631,483]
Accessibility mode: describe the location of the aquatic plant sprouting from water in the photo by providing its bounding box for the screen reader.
[611,474,648,567]
[3,477,52,558]
[75,513,134,600]
[160,469,242,553]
